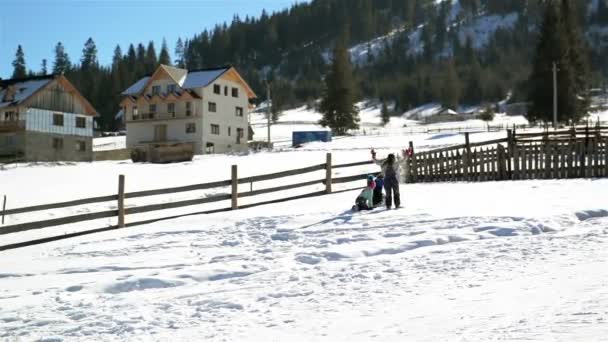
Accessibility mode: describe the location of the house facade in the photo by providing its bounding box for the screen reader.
[0,75,97,162]
[120,65,256,155]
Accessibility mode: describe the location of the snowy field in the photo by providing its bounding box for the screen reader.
[2,106,608,341]
[2,179,608,341]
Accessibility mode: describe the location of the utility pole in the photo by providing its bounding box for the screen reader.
[553,62,558,130]
[266,81,271,151]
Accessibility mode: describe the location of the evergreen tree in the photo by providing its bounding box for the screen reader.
[463,57,483,105]
[319,39,359,135]
[136,43,146,75]
[81,37,98,71]
[53,42,71,74]
[381,101,390,126]
[175,38,185,68]
[440,60,461,109]
[159,38,171,65]
[561,0,590,120]
[527,1,585,124]
[12,45,27,79]
[145,41,158,73]
[112,45,123,70]
[41,59,48,75]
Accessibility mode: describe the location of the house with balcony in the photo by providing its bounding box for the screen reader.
[0,74,98,162]
[120,64,256,155]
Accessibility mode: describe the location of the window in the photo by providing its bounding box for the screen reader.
[228,126,231,136]
[186,123,196,134]
[208,102,217,113]
[236,107,244,117]
[167,84,176,93]
[4,111,18,121]
[205,142,215,154]
[52,113,64,126]
[236,128,244,144]
[152,85,161,95]
[168,103,175,117]
[149,104,157,119]
[76,140,86,152]
[232,87,239,98]
[52,137,63,150]
[75,117,86,128]
[211,124,220,135]
[214,84,221,94]
[224,86,228,96]
[132,106,139,120]
[186,102,192,116]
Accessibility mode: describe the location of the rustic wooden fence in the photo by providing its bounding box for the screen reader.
[406,126,608,183]
[0,154,375,251]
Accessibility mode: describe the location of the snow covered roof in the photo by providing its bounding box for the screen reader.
[121,66,232,96]
[0,76,54,109]
[121,77,150,96]
[182,67,230,89]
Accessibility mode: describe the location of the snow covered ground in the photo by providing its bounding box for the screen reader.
[1,179,608,341]
[2,104,608,341]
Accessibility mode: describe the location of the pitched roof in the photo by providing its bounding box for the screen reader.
[122,76,150,96]
[121,65,253,96]
[0,74,98,116]
[162,65,188,86]
[0,75,54,109]
[182,66,230,89]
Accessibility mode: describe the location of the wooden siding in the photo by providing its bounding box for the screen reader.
[25,108,93,137]
[26,81,87,115]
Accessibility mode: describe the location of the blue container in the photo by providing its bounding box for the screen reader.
[292,131,332,147]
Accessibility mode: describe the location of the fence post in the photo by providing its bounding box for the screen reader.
[231,165,238,210]
[2,195,6,225]
[118,175,125,228]
[463,132,471,178]
[408,141,415,183]
[325,153,332,194]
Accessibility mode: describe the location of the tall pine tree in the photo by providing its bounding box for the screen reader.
[41,59,48,75]
[527,0,588,124]
[175,38,185,68]
[440,60,461,110]
[145,41,158,73]
[561,0,590,120]
[53,42,71,74]
[381,101,390,126]
[159,38,171,66]
[81,38,99,71]
[319,37,359,135]
[12,45,27,79]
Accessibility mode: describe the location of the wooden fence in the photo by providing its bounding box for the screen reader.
[406,126,608,183]
[0,154,375,251]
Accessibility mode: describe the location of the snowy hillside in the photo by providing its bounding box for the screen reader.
[348,0,607,65]
[348,2,520,65]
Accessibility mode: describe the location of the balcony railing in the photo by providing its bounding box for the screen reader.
[0,120,25,133]
[128,112,199,122]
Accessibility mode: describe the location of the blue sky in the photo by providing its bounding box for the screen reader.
[1,0,306,79]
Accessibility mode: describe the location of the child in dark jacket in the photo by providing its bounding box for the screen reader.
[373,175,384,207]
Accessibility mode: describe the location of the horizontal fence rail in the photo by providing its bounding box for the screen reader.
[0,153,377,251]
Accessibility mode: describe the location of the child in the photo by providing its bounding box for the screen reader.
[353,175,375,211]
[372,149,402,209]
[373,175,384,207]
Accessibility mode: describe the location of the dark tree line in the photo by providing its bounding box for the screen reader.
[8,0,608,130]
